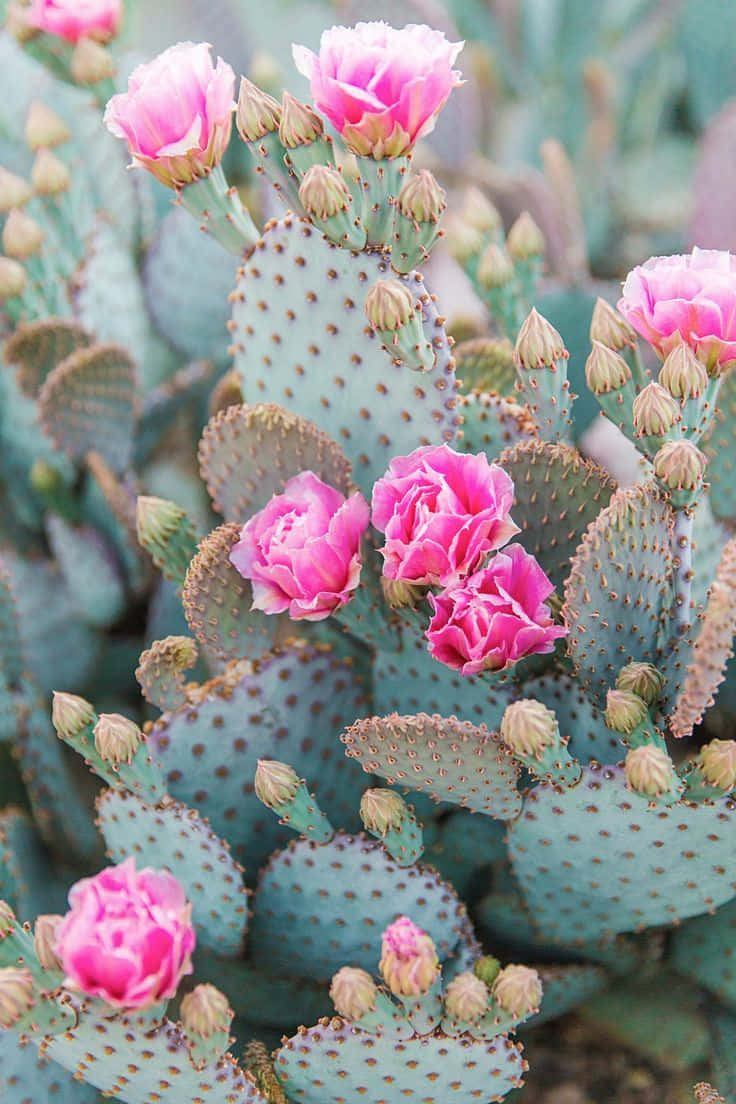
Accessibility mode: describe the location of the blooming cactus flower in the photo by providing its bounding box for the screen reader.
[229,471,370,621]
[292,21,463,159]
[618,248,736,373]
[104,42,235,188]
[54,858,195,1009]
[27,0,122,44]
[426,544,568,675]
[371,444,519,589]
[378,915,439,996]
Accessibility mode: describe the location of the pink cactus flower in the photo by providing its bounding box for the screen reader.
[292,21,463,159]
[371,444,519,589]
[54,858,195,1009]
[104,42,235,188]
[618,248,736,373]
[426,544,568,676]
[229,471,370,622]
[379,916,439,997]
[27,0,122,44]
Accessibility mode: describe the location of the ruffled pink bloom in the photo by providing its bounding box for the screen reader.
[618,248,736,372]
[27,0,122,43]
[230,471,370,622]
[104,42,235,188]
[371,444,519,589]
[55,858,195,1009]
[293,21,463,159]
[426,544,568,676]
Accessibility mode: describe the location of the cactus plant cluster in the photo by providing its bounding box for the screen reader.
[0,4,735,1102]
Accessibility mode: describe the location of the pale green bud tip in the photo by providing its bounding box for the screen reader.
[624,745,676,797]
[477,242,514,290]
[381,576,427,609]
[298,164,350,221]
[653,440,707,492]
[52,691,95,741]
[444,971,489,1022]
[248,51,282,93]
[25,101,71,150]
[0,167,32,212]
[329,966,378,1020]
[0,967,35,1028]
[500,699,559,758]
[237,77,281,142]
[473,955,501,985]
[31,149,71,196]
[136,495,186,544]
[589,297,637,351]
[379,915,439,997]
[604,688,648,734]
[2,208,43,260]
[506,211,545,261]
[699,739,736,792]
[398,170,446,224]
[278,92,323,148]
[94,713,143,765]
[180,983,232,1038]
[254,759,301,808]
[445,214,483,264]
[632,382,681,437]
[360,788,407,835]
[34,914,63,971]
[0,900,16,934]
[585,341,631,394]
[460,187,501,234]
[364,279,415,332]
[0,256,26,301]
[659,343,708,400]
[615,662,664,706]
[71,37,116,85]
[30,459,63,495]
[515,308,567,369]
[491,964,542,1017]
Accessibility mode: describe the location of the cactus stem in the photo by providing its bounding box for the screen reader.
[673,506,694,631]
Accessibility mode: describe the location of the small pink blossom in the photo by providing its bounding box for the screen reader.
[229,471,370,622]
[54,858,195,1009]
[292,21,463,159]
[379,916,438,997]
[27,0,122,44]
[371,444,519,589]
[426,544,568,676]
[104,42,235,188]
[618,248,736,372]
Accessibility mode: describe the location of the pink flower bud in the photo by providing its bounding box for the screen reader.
[379,916,439,997]
[26,0,122,44]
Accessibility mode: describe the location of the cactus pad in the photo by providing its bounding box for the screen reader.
[457,392,537,461]
[518,671,620,764]
[704,366,736,522]
[454,337,518,396]
[136,636,198,712]
[671,899,736,1009]
[0,1032,101,1104]
[4,318,93,399]
[526,963,608,1026]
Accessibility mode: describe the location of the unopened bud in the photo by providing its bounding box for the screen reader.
[473,955,501,986]
[93,713,143,765]
[298,164,350,220]
[585,340,631,394]
[460,187,501,234]
[254,759,300,808]
[653,440,707,492]
[278,92,323,148]
[0,256,26,301]
[491,965,542,1017]
[515,309,567,369]
[589,298,637,351]
[365,279,415,331]
[31,149,70,196]
[25,102,71,150]
[329,966,378,1020]
[604,689,648,734]
[659,344,708,400]
[180,984,232,1038]
[615,662,664,706]
[0,967,35,1027]
[51,691,95,741]
[2,209,43,259]
[444,971,489,1022]
[6,3,37,42]
[477,242,514,290]
[625,745,676,797]
[380,576,426,609]
[632,382,681,437]
[379,916,439,997]
[71,36,116,84]
[0,167,32,212]
[237,77,281,142]
[398,170,446,224]
[501,700,558,757]
[34,915,63,971]
[360,789,406,836]
[0,901,16,934]
[699,739,736,792]
[445,214,483,264]
[506,211,544,260]
[136,495,186,545]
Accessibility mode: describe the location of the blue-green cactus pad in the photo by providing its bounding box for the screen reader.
[708,1004,736,1099]
[671,899,736,1009]
[508,763,736,942]
[704,365,736,522]
[524,964,608,1027]
[0,1032,101,1104]
[0,808,67,919]
[457,392,537,461]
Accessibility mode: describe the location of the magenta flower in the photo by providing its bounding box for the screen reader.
[104,42,235,188]
[27,0,122,43]
[54,858,195,1009]
[371,444,519,589]
[292,21,463,159]
[426,544,568,676]
[618,248,736,373]
[229,471,370,622]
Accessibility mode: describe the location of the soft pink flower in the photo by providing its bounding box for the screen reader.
[371,444,519,589]
[292,21,463,159]
[379,916,438,997]
[27,0,122,43]
[104,42,235,188]
[618,248,736,372]
[426,544,568,676]
[229,471,370,622]
[54,858,195,1009]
